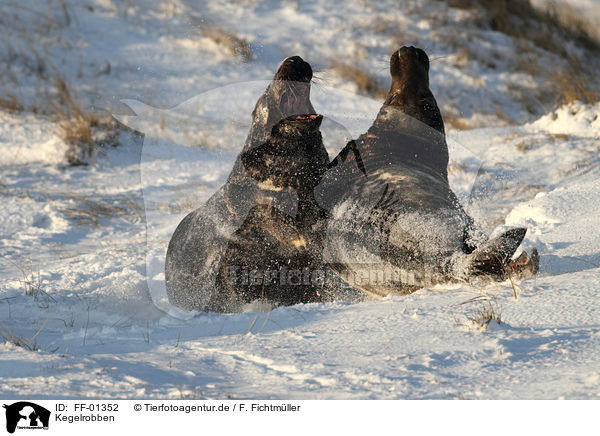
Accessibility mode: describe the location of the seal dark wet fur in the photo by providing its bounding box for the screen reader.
[165,56,330,312]
[316,46,538,297]
[212,114,331,312]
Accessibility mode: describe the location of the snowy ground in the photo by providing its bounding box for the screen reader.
[1,0,600,399]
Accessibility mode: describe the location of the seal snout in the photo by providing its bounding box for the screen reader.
[390,46,430,79]
[399,45,419,56]
[398,46,426,61]
[275,55,313,83]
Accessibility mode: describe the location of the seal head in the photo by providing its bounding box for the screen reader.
[384,46,444,135]
[166,56,329,312]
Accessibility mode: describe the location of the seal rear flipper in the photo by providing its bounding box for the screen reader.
[464,227,527,279]
[507,247,539,279]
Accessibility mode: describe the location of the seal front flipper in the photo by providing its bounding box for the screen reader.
[463,227,527,279]
[329,140,367,177]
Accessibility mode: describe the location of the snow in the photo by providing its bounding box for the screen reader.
[528,101,600,136]
[0,113,68,166]
[1,0,600,399]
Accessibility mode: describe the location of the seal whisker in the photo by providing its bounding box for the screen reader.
[429,55,449,62]
[311,74,325,83]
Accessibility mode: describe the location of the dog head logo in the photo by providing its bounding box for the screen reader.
[3,402,50,434]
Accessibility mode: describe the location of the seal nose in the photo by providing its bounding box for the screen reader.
[395,46,429,71]
[399,46,417,58]
[284,56,303,64]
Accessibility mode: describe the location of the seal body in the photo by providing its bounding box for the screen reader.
[165,57,330,312]
[212,114,331,311]
[317,47,534,297]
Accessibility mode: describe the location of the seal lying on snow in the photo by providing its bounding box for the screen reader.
[214,114,330,311]
[165,56,329,312]
[316,46,538,297]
